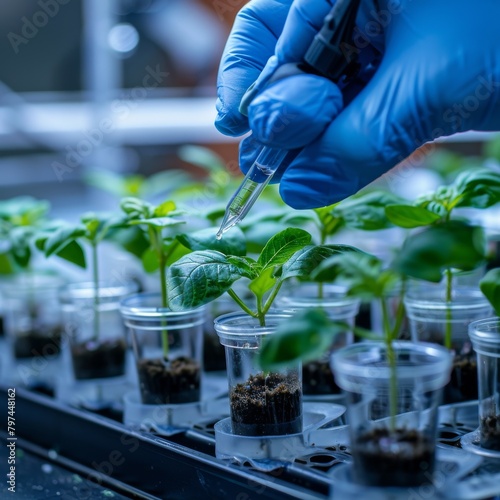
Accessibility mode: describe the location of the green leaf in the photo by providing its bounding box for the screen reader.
[55,240,86,268]
[204,205,226,223]
[249,267,276,297]
[313,205,344,238]
[178,145,226,173]
[141,247,160,273]
[0,253,14,274]
[129,217,185,229]
[164,240,191,266]
[311,251,397,300]
[44,225,86,257]
[84,170,135,197]
[333,190,404,231]
[142,170,192,198]
[107,226,150,259]
[176,227,246,256]
[385,204,442,228]
[120,197,151,218]
[394,221,486,282]
[226,256,260,280]
[153,200,177,217]
[0,197,49,226]
[259,309,341,371]
[242,220,287,254]
[167,250,250,310]
[257,228,311,269]
[453,168,500,209]
[9,227,32,269]
[279,245,348,282]
[480,268,500,316]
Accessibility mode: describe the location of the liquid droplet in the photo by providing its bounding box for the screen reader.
[216,229,223,240]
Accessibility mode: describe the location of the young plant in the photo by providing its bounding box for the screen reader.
[0,196,66,274]
[84,169,192,201]
[36,212,122,340]
[385,168,500,347]
[167,227,357,326]
[259,220,486,428]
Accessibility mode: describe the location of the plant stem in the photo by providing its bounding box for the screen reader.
[262,281,283,316]
[390,280,407,341]
[155,229,170,362]
[91,241,100,342]
[381,297,398,433]
[444,268,453,349]
[227,289,258,318]
[256,294,265,327]
[318,282,324,300]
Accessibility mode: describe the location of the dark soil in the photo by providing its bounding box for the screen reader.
[71,338,126,380]
[422,330,477,404]
[230,372,302,436]
[480,415,500,450]
[444,352,478,404]
[13,327,63,359]
[353,428,435,487]
[203,328,226,372]
[302,359,340,395]
[137,356,201,405]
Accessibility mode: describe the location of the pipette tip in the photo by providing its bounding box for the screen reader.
[215,228,223,240]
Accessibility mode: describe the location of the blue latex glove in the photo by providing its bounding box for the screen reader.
[215,0,500,209]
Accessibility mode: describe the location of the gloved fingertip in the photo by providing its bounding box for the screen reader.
[214,111,250,137]
[239,135,261,174]
[279,159,361,209]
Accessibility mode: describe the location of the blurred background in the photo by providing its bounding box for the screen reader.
[0,0,496,219]
[0,0,247,218]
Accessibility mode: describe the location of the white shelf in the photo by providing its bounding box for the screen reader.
[0,97,238,149]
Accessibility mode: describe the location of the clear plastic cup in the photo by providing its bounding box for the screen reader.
[120,293,205,405]
[215,311,302,436]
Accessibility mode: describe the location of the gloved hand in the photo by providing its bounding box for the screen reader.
[215,0,500,209]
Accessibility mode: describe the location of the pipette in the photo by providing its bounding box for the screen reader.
[216,0,361,239]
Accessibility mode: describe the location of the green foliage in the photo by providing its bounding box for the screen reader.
[480,268,500,316]
[385,205,441,228]
[387,168,500,228]
[167,227,353,324]
[37,212,125,271]
[393,221,486,282]
[259,309,336,371]
[176,227,246,256]
[332,190,404,231]
[84,169,191,199]
[0,197,52,272]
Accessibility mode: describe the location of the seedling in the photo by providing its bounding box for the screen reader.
[36,212,123,341]
[385,168,500,347]
[0,196,61,274]
[167,227,356,326]
[0,196,69,361]
[259,220,486,428]
[84,169,191,200]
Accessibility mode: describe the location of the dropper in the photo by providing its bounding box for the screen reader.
[216,0,361,239]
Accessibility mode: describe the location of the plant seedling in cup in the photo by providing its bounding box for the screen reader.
[478,268,500,449]
[386,168,500,348]
[259,220,481,486]
[0,197,68,360]
[167,227,355,434]
[37,212,128,380]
